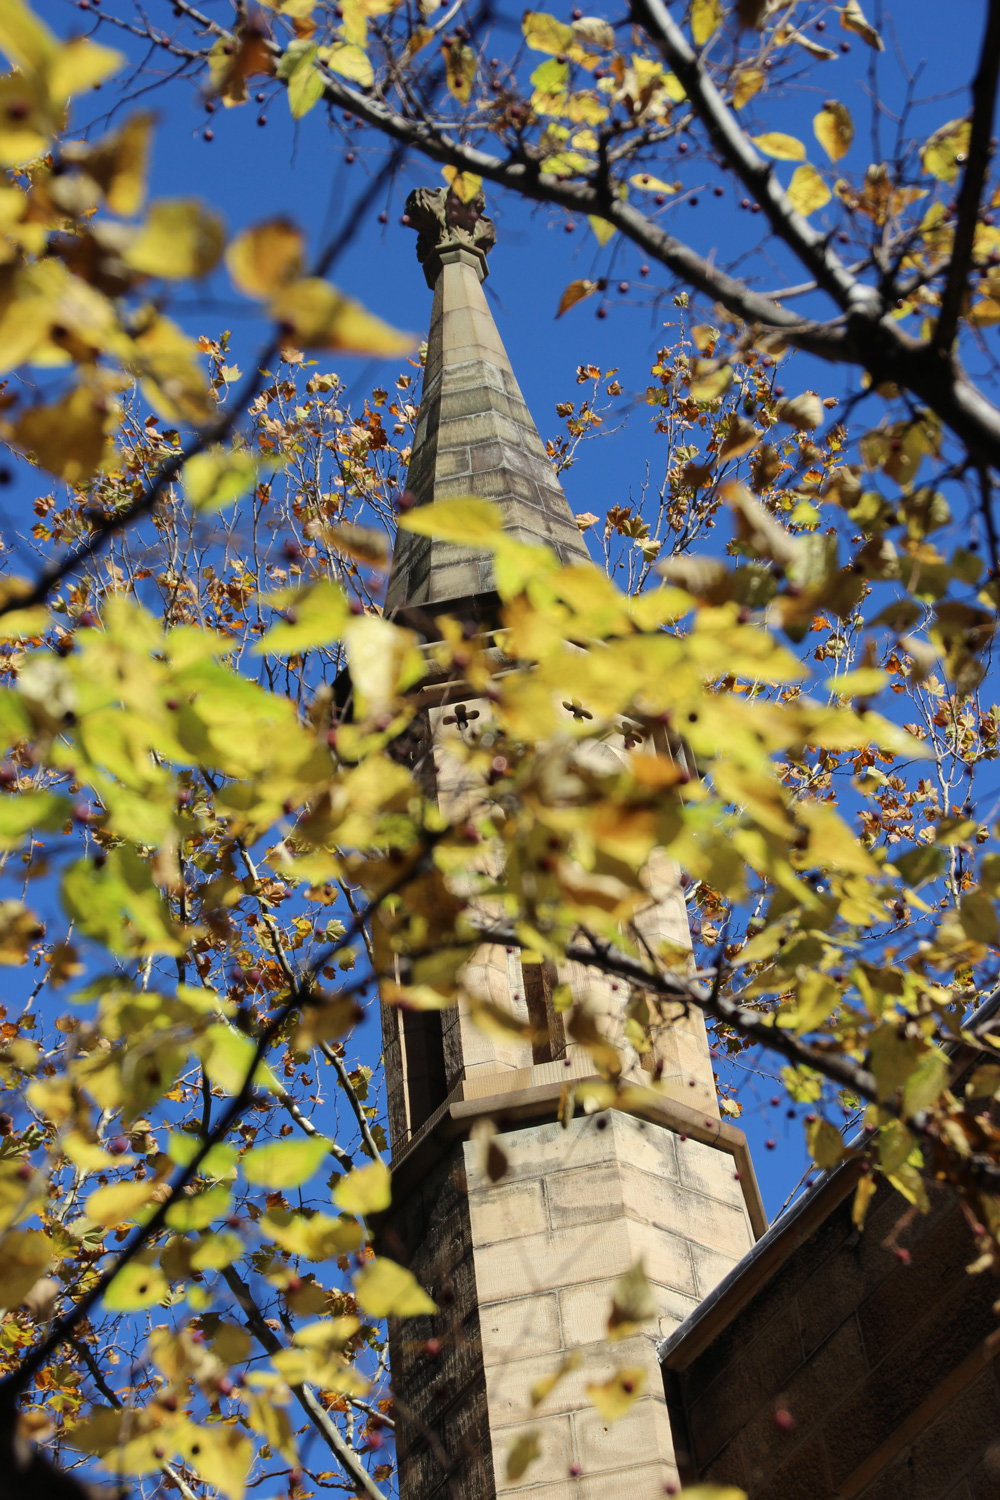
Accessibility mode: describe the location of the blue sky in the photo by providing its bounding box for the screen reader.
[30,0,993,1218]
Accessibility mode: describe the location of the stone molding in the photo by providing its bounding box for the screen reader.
[405,185,497,288]
[378,1074,768,1243]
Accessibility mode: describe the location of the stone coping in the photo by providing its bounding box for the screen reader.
[658,1154,863,1372]
[658,985,1000,1375]
[382,1073,768,1241]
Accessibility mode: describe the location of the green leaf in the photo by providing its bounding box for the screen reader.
[62,847,184,957]
[183,448,258,512]
[254,579,349,656]
[288,57,325,116]
[902,1048,948,1118]
[332,1159,391,1216]
[242,1136,331,1188]
[354,1256,437,1317]
[196,1024,279,1096]
[167,1134,237,1178]
[0,791,71,849]
[102,1255,168,1310]
[165,1184,233,1230]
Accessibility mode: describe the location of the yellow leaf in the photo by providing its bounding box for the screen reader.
[227,219,304,296]
[12,382,118,483]
[64,111,153,216]
[732,67,764,109]
[183,448,258,512]
[242,1136,331,1188]
[48,37,123,99]
[125,200,225,280]
[787,161,831,216]
[806,1116,845,1169]
[177,1425,254,1500]
[0,73,50,165]
[102,1255,169,1310]
[902,1047,948,1117]
[261,1209,364,1260]
[398,495,503,544]
[607,1258,655,1337]
[443,39,475,102]
[522,10,575,54]
[852,1173,877,1229]
[571,14,614,48]
[288,58,325,114]
[354,1257,437,1317]
[678,1489,748,1500]
[506,1431,542,1482]
[588,214,616,245]
[814,101,853,163]
[86,1179,156,1228]
[323,40,373,87]
[689,362,732,401]
[586,1366,645,1422]
[629,171,677,193]
[775,391,823,428]
[690,0,723,45]
[840,0,883,50]
[442,165,482,203]
[557,277,598,316]
[922,118,972,184]
[0,1229,53,1305]
[753,131,806,161]
[530,1351,580,1405]
[271,278,415,355]
[333,1159,391,1215]
[127,311,215,426]
[0,0,54,73]
[254,578,349,655]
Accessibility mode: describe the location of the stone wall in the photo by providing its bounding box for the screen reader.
[662,1173,1000,1500]
[383,1103,759,1500]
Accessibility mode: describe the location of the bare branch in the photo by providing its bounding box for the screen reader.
[629,0,878,319]
[221,1266,387,1500]
[935,0,1000,350]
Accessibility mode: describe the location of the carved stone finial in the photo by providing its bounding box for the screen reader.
[404,185,497,288]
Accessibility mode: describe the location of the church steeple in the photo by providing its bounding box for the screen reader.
[376,194,763,1500]
[385,185,592,625]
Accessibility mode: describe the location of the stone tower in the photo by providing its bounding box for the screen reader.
[374,188,765,1500]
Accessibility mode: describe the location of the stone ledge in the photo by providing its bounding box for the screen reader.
[381,1074,767,1242]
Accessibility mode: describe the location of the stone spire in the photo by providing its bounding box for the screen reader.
[375,197,764,1500]
[384,186,592,625]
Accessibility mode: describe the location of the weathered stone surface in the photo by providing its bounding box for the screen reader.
[668,1176,1000,1500]
[379,201,752,1500]
[384,254,592,620]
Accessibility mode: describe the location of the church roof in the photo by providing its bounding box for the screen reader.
[384,186,593,626]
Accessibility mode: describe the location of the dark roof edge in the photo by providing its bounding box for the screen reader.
[658,984,1000,1371]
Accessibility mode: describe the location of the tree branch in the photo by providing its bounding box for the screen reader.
[935,0,1000,350]
[629,0,878,319]
[220,1267,387,1500]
